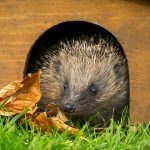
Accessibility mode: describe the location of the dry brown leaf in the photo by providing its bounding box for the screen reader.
[93,128,107,132]
[0,111,16,116]
[0,71,41,115]
[29,111,79,135]
[29,112,53,134]
[57,108,69,123]
[45,103,58,117]
[0,81,23,101]
[49,117,79,134]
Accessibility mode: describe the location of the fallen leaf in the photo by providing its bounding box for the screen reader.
[0,81,23,101]
[49,117,79,134]
[29,111,79,135]
[45,103,58,117]
[0,111,16,116]
[56,108,69,123]
[29,112,53,134]
[0,71,41,115]
[93,127,106,132]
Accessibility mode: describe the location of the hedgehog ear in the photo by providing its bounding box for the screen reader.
[113,57,127,78]
[113,62,122,79]
[113,63,120,74]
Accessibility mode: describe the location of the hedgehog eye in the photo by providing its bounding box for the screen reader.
[89,84,97,96]
[64,81,68,90]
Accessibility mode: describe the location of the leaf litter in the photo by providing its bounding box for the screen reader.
[0,71,78,134]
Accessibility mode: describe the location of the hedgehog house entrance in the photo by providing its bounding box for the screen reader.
[24,21,130,123]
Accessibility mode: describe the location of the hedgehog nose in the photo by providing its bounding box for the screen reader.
[63,103,76,113]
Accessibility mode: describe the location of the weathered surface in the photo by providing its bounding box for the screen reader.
[0,0,149,123]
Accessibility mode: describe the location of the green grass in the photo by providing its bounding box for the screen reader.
[0,115,149,150]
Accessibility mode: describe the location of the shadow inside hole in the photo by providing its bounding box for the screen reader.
[24,21,127,75]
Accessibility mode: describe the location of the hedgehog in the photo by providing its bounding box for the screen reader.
[29,34,129,126]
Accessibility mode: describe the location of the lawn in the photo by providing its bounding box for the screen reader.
[0,115,149,150]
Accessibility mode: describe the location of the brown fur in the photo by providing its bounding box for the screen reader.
[38,36,129,125]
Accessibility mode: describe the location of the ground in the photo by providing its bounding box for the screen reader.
[0,115,150,150]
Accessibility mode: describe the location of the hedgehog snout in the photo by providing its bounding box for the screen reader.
[63,102,76,113]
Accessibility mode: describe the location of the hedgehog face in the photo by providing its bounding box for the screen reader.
[55,48,129,121]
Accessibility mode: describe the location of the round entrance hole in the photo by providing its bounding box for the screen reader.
[24,21,130,124]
